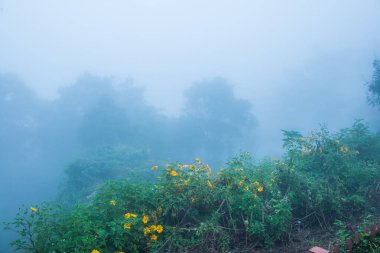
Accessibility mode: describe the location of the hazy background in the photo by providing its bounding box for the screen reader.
[1,0,380,251]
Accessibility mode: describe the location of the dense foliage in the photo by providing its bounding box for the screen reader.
[280,120,380,225]
[4,121,380,253]
[5,155,291,253]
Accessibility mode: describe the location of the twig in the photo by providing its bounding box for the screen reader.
[216,199,226,213]
[240,212,248,247]
[226,200,237,234]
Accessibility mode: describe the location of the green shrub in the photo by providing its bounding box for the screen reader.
[280,122,380,225]
[5,154,292,252]
[5,122,380,252]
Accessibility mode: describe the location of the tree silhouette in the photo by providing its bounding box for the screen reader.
[178,78,257,165]
[367,59,380,108]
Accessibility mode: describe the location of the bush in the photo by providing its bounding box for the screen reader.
[280,122,380,226]
[5,122,380,252]
[5,154,292,252]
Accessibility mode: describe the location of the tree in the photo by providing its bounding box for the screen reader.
[78,96,130,148]
[177,78,257,165]
[367,59,380,108]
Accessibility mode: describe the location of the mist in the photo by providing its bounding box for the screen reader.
[1,0,380,252]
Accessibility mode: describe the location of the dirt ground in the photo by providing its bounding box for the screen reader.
[176,227,337,253]
[230,227,336,253]
[253,229,335,252]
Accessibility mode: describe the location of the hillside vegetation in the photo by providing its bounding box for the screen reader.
[4,120,380,253]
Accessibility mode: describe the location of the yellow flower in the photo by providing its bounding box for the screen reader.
[189,164,196,170]
[207,180,213,189]
[151,165,158,170]
[110,200,117,206]
[206,171,211,178]
[244,185,249,191]
[30,207,38,212]
[143,227,151,235]
[123,223,131,230]
[142,214,149,224]
[125,213,137,219]
[254,181,260,186]
[115,251,125,253]
[91,250,100,253]
[257,186,264,192]
[150,234,158,241]
[156,225,164,234]
[177,164,183,169]
[170,170,178,177]
[150,225,157,231]
[340,146,348,153]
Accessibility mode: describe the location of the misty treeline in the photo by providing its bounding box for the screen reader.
[1,57,379,208]
[1,58,380,252]
[0,73,256,204]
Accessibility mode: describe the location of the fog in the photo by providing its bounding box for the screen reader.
[1,0,380,251]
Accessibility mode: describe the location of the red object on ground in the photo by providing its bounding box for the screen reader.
[309,246,329,253]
